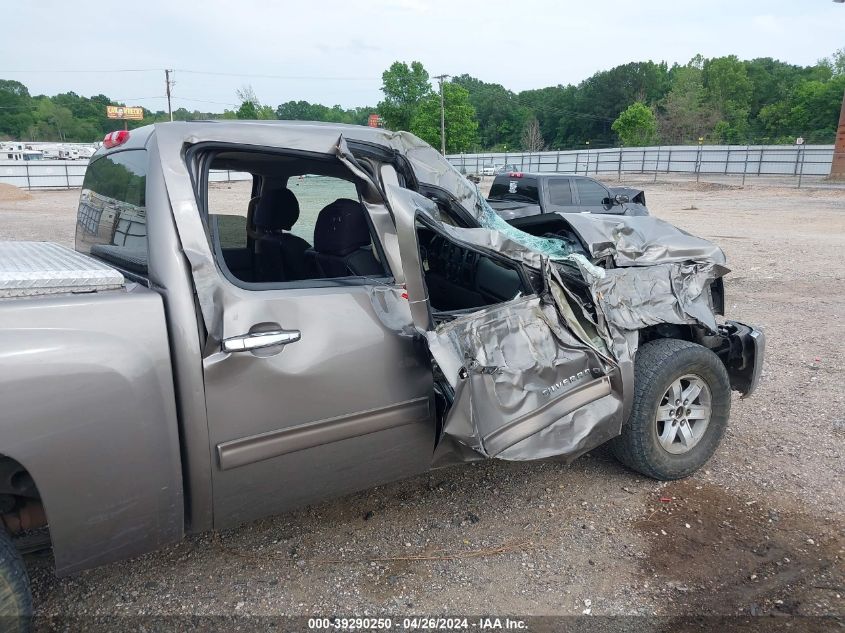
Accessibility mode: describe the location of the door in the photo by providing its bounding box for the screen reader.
[573,177,615,214]
[385,184,625,462]
[194,149,436,530]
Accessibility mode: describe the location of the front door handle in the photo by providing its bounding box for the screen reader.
[222,329,301,353]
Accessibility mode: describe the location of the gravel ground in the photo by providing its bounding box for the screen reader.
[0,180,842,619]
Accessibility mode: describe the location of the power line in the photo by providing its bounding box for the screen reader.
[176,97,239,107]
[174,69,379,81]
[0,67,380,81]
[0,68,161,73]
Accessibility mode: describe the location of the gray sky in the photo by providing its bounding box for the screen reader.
[3,0,843,112]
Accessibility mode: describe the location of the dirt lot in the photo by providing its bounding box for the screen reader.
[0,180,843,620]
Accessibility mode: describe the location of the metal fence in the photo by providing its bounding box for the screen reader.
[0,160,90,189]
[447,144,834,187]
[0,161,252,190]
[0,144,836,190]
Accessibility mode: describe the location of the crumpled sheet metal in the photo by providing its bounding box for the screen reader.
[379,179,727,462]
[425,295,622,460]
[561,214,727,267]
[369,285,416,338]
[583,262,728,333]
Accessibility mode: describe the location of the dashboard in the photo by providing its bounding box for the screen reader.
[419,232,527,311]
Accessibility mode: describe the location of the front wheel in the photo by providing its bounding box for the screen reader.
[610,338,731,480]
[0,528,31,632]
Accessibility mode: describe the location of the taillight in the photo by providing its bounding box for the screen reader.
[508,171,523,178]
[103,130,130,149]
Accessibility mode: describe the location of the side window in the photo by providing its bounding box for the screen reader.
[207,173,253,250]
[75,149,148,274]
[286,175,359,243]
[575,179,610,206]
[547,178,573,206]
[200,150,388,288]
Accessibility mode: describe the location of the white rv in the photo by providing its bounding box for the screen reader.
[0,144,44,161]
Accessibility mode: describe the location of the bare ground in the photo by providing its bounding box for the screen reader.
[0,181,842,619]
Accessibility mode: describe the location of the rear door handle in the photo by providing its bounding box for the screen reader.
[222,329,301,353]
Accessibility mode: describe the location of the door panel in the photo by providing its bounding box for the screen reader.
[204,285,435,529]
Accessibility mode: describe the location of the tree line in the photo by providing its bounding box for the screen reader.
[1,49,842,151]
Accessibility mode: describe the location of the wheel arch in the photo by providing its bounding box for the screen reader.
[0,454,50,551]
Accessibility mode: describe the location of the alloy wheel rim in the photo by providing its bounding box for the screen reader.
[654,374,711,455]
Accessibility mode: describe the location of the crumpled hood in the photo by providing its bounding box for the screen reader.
[559,213,726,268]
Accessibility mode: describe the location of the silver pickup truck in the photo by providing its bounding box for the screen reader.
[0,121,763,620]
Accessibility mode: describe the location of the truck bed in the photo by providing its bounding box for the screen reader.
[0,241,124,298]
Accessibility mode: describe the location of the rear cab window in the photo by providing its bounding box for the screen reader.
[75,150,148,275]
[488,175,539,204]
[547,178,574,206]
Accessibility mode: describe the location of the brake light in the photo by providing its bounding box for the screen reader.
[508,171,523,178]
[103,130,130,149]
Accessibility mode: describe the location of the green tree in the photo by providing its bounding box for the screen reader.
[377,61,431,131]
[410,82,478,153]
[0,80,34,140]
[760,75,845,143]
[702,55,752,142]
[236,101,258,119]
[275,100,374,125]
[612,101,658,146]
[658,56,718,143]
[235,85,273,120]
[818,47,845,77]
[452,74,528,150]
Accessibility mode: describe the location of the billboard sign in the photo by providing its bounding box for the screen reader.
[106,106,144,121]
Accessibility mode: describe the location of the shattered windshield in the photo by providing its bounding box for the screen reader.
[475,186,574,261]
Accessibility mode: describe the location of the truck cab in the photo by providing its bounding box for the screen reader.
[486,172,648,220]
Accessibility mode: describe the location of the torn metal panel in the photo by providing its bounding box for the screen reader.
[577,261,727,333]
[368,285,416,338]
[424,296,622,460]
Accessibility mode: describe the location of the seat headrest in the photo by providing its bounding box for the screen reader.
[314,198,371,257]
[254,188,299,232]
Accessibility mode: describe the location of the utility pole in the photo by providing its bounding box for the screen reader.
[433,74,450,155]
[829,84,845,180]
[830,0,844,178]
[165,69,175,122]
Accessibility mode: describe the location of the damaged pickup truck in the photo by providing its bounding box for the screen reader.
[0,121,764,618]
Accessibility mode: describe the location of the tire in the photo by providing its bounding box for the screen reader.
[610,338,731,480]
[0,529,31,633]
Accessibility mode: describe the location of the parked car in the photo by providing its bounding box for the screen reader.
[487,171,649,220]
[481,163,499,176]
[496,163,520,174]
[0,121,763,619]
